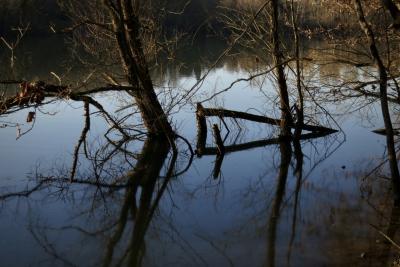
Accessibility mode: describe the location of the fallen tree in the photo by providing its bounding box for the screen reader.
[195,102,337,155]
[196,103,337,134]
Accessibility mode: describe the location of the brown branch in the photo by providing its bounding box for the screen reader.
[198,104,337,134]
[0,81,136,114]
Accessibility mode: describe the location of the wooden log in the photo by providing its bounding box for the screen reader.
[203,107,280,125]
[195,103,207,156]
[200,105,337,134]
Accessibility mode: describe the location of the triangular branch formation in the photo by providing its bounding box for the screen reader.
[195,103,338,178]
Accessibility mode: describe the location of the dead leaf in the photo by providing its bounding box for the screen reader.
[26,112,35,123]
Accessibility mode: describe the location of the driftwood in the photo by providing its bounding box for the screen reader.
[195,103,337,156]
[196,103,337,134]
[195,103,337,178]
[196,103,337,157]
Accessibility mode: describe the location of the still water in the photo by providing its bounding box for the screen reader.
[0,36,397,266]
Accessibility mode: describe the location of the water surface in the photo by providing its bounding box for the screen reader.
[0,37,397,267]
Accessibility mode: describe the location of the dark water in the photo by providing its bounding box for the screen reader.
[0,36,398,267]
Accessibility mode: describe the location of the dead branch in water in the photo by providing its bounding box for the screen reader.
[196,103,337,135]
[195,103,337,158]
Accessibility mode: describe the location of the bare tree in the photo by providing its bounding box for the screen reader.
[270,0,293,137]
[101,0,173,137]
[353,0,400,202]
[59,0,180,137]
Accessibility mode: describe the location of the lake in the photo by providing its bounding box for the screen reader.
[0,35,397,267]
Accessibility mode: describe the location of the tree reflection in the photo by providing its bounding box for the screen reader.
[101,137,172,267]
[3,36,397,265]
[0,87,344,266]
[23,132,177,266]
[286,137,304,265]
[0,83,180,265]
[266,140,292,267]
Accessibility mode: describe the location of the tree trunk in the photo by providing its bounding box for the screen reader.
[290,0,304,139]
[103,0,173,137]
[354,0,400,203]
[270,0,293,137]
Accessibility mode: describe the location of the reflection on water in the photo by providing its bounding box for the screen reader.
[0,37,399,267]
